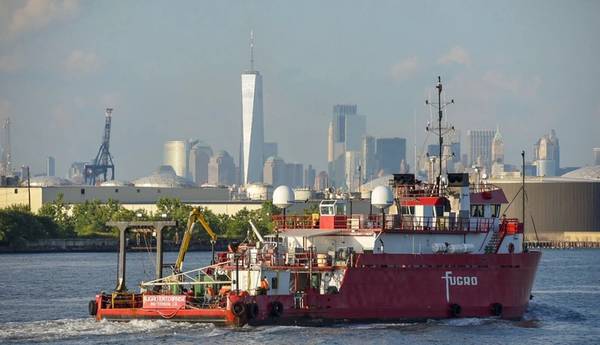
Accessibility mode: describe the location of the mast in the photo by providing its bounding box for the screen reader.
[425,77,454,195]
[250,30,254,71]
[521,150,526,245]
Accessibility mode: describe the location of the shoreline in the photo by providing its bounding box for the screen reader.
[0,238,229,254]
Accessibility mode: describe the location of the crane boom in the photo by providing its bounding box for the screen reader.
[175,208,217,272]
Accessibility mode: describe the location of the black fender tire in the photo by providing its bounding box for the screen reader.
[246,303,259,319]
[88,300,98,316]
[449,303,461,317]
[491,303,503,316]
[269,301,283,317]
[232,301,246,317]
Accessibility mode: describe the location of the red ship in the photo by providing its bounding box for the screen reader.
[89,78,540,326]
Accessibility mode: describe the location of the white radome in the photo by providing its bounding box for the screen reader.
[273,185,294,209]
[371,185,393,209]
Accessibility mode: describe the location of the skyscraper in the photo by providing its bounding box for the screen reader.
[208,151,236,186]
[263,156,286,187]
[492,128,504,164]
[327,104,366,188]
[376,137,406,175]
[361,136,376,182]
[189,142,212,185]
[315,171,329,191]
[534,130,560,176]
[47,156,55,177]
[304,164,316,189]
[240,31,264,185]
[164,140,189,178]
[467,130,495,172]
[263,142,278,162]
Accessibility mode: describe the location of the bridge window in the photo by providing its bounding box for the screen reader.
[491,204,501,218]
[470,204,484,217]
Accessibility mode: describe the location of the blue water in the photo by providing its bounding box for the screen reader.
[0,250,598,344]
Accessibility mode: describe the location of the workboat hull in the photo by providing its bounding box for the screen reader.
[93,251,540,326]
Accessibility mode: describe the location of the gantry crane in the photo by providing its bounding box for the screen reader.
[84,108,115,185]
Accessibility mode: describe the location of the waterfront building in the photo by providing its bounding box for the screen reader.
[534,130,560,177]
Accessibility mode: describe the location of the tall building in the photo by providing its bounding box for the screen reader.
[263,142,278,162]
[376,137,406,175]
[314,171,329,191]
[263,156,286,187]
[361,136,376,183]
[534,130,560,177]
[189,143,212,185]
[0,118,11,176]
[327,104,366,188]
[285,162,304,188]
[345,151,361,192]
[164,140,189,178]
[304,164,316,189]
[47,156,55,177]
[467,129,495,172]
[594,148,600,165]
[240,32,264,185]
[208,151,236,186]
[492,128,504,164]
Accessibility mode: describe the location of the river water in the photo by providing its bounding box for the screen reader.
[0,250,598,344]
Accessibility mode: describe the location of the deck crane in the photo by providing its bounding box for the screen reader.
[84,108,115,185]
[174,208,218,272]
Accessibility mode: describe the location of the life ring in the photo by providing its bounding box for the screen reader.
[491,303,503,316]
[232,301,246,317]
[246,303,259,319]
[88,300,98,316]
[269,301,284,317]
[449,303,461,317]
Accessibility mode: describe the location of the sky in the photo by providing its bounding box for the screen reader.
[0,0,599,180]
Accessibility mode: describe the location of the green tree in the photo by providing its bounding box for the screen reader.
[38,193,75,237]
[0,205,59,247]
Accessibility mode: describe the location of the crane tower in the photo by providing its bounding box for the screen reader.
[84,108,115,185]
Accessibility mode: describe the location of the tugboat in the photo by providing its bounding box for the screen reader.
[89,78,540,326]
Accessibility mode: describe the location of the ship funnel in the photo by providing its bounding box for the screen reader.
[371,186,393,209]
[273,185,294,209]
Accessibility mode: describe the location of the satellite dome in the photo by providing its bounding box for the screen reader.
[132,166,196,188]
[273,185,294,209]
[371,185,393,209]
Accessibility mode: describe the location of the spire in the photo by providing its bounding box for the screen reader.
[493,125,503,142]
[250,29,254,71]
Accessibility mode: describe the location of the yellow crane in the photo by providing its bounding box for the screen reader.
[174,208,218,272]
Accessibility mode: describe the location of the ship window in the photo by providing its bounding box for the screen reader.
[335,203,346,215]
[470,204,484,217]
[80,188,85,195]
[320,205,334,215]
[435,206,444,217]
[491,204,501,218]
[400,206,414,215]
[271,277,278,289]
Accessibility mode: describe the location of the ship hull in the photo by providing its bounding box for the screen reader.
[250,251,541,324]
[94,251,540,326]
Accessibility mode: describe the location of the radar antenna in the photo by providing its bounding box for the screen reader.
[425,76,455,195]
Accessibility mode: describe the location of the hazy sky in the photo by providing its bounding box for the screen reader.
[1,0,599,180]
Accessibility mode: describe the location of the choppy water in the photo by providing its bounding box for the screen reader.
[0,250,599,344]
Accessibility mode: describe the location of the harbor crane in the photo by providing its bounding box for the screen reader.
[84,108,115,185]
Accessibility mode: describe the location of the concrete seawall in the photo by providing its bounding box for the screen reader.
[0,238,228,253]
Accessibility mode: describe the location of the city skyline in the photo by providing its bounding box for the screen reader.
[1,1,599,180]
